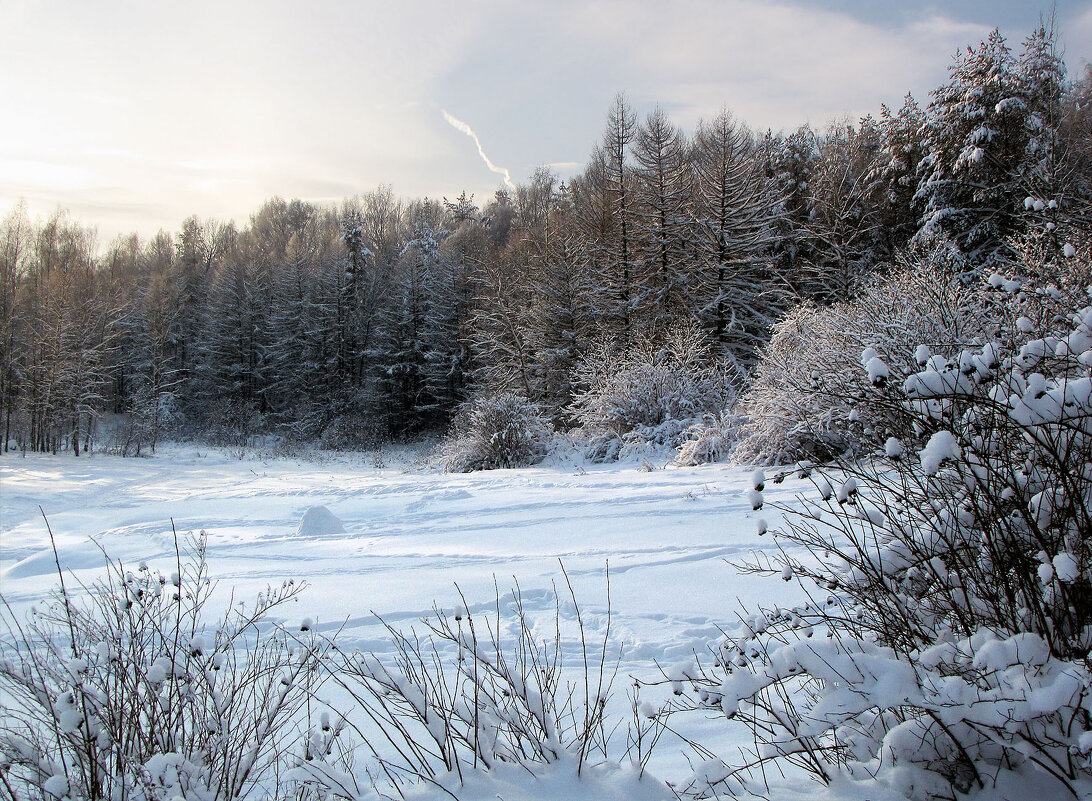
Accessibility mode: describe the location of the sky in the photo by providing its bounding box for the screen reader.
[1,0,1090,246]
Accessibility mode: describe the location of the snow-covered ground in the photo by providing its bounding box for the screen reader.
[0,444,870,797]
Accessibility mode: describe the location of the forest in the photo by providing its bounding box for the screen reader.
[1,25,1087,462]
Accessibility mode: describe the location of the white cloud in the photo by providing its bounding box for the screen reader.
[557,0,991,130]
[1063,6,1092,67]
[442,110,516,190]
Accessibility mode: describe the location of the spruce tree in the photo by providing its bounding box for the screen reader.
[915,29,1031,268]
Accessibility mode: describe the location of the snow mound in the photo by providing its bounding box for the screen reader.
[295,506,346,538]
[4,542,110,579]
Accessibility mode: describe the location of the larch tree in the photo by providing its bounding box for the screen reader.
[802,118,885,303]
[0,203,32,450]
[631,106,694,322]
[380,219,448,435]
[691,109,782,364]
[594,93,638,333]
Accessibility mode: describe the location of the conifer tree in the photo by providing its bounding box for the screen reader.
[691,109,781,363]
[762,126,820,294]
[632,107,694,321]
[868,94,927,256]
[590,93,638,332]
[915,29,1031,267]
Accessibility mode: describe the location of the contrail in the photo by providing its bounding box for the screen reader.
[442,110,515,190]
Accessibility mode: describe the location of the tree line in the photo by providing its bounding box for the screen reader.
[1,25,1088,455]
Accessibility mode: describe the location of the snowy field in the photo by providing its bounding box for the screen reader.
[0,445,882,798]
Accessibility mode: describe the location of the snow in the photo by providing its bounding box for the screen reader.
[0,444,813,790]
[751,468,765,491]
[918,430,961,476]
[866,356,890,385]
[295,505,346,537]
[1052,552,1080,583]
[42,775,68,798]
[395,754,676,801]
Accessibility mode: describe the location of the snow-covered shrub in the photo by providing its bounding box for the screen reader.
[735,258,1004,465]
[665,281,1092,799]
[298,580,670,800]
[307,386,390,450]
[673,410,744,466]
[1,537,667,801]
[317,411,386,451]
[94,390,186,456]
[200,398,267,448]
[1008,217,1092,294]
[438,392,553,472]
[571,321,736,461]
[131,385,185,453]
[0,531,321,800]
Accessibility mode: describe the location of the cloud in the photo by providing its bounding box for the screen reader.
[554,0,993,130]
[441,110,516,190]
[1064,6,1092,66]
[3,0,1088,242]
[175,156,256,173]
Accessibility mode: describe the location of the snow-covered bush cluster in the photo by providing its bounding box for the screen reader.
[735,257,1008,465]
[0,538,670,801]
[667,277,1092,799]
[315,401,389,452]
[572,322,736,462]
[200,398,268,449]
[298,581,668,800]
[438,392,553,472]
[0,532,321,800]
[673,410,743,467]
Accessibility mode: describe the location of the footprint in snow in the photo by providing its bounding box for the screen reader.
[405,487,472,511]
